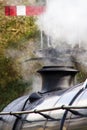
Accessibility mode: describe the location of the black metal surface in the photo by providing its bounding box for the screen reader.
[1,65,87,130]
[0,96,29,130]
[60,87,84,130]
[38,66,78,92]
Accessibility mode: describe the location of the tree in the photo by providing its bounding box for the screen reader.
[0,1,40,111]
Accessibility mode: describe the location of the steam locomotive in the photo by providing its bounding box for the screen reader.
[0,63,87,130]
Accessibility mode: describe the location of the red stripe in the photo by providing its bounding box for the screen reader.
[5,6,10,16]
[26,6,45,16]
[5,6,16,16]
[5,6,45,16]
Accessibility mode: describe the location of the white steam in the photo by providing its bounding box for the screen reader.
[38,0,87,47]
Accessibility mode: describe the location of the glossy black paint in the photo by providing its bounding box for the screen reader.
[0,66,87,130]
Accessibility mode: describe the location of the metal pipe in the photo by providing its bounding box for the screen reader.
[0,105,87,116]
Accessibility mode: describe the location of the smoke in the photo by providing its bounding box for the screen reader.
[5,41,38,81]
[32,75,42,92]
[37,0,87,48]
[36,0,87,77]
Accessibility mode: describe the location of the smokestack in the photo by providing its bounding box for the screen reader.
[38,66,78,92]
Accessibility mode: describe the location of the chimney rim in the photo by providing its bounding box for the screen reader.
[37,66,79,73]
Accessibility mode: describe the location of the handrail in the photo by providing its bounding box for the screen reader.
[0,105,87,116]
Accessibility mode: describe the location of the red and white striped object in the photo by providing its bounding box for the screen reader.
[5,6,45,16]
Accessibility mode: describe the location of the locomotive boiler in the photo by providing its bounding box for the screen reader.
[0,64,87,130]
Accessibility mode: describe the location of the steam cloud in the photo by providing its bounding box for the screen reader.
[38,0,87,48]
[37,0,87,76]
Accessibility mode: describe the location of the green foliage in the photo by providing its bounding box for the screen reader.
[0,79,32,111]
[0,57,20,87]
[0,2,39,111]
[0,16,39,48]
[76,72,87,83]
[0,55,33,111]
[0,2,39,48]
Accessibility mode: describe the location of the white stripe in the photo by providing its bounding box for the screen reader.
[17,6,26,16]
